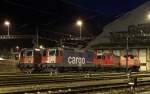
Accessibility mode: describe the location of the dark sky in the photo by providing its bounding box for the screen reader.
[0,0,147,48]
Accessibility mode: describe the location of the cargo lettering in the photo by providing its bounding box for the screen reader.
[68,56,85,64]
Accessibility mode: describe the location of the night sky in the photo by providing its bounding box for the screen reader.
[0,0,147,48]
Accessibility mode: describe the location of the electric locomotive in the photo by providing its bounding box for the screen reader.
[17,47,140,73]
[17,47,95,72]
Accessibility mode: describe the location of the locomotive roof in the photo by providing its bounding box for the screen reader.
[20,47,93,53]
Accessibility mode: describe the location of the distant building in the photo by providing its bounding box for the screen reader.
[87,1,150,49]
[87,1,150,72]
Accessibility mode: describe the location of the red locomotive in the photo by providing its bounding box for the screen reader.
[17,47,140,73]
[93,50,140,71]
[18,47,94,72]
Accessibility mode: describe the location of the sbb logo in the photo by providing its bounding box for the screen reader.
[68,56,85,64]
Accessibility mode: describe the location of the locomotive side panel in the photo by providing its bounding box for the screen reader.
[56,48,63,64]
[18,49,42,72]
[100,54,120,68]
[19,49,34,64]
[41,49,61,64]
[83,51,93,64]
[41,49,48,64]
[46,49,56,64]
[61,49,93,67]
[93,49,120,67]
[120,49,140,71]
[120,55,137,67]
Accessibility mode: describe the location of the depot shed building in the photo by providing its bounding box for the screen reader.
[87,1,150,71]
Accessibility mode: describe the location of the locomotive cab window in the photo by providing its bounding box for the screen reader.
[56,49,59,56]
[124,55,134,59]
[60,50,63,56]
[49,49,56,56]
[34,51,41,57]
[26,50,33,56]
[20,50,25,56]
[129,55,134,59]
[56,49,63,56]
[97,55,102,59]
[102,56,105,59]
[42,50,47,56]
[124,55,127,58]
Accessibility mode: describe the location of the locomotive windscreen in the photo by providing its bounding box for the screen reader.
[20,50,33,56]
[26,51,33,56]
[48,49,56,56]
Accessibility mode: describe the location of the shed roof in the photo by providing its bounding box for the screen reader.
[87,1,150,49]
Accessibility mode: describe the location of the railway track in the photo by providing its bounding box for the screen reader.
[0,72,127,86]
[0,72,149,93]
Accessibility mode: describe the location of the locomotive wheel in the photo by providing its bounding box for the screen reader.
[53,68,58,75]
[22,66,34,73]
[23,68,34,74]
[43,67,51,72]
[27,69,33,74]
[18,64,35,73]
[41,65,51,72]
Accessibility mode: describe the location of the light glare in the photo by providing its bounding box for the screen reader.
[4,21,10,26]
[39,45,44,49]
[76,20,82,26]
[147,13,150,19]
